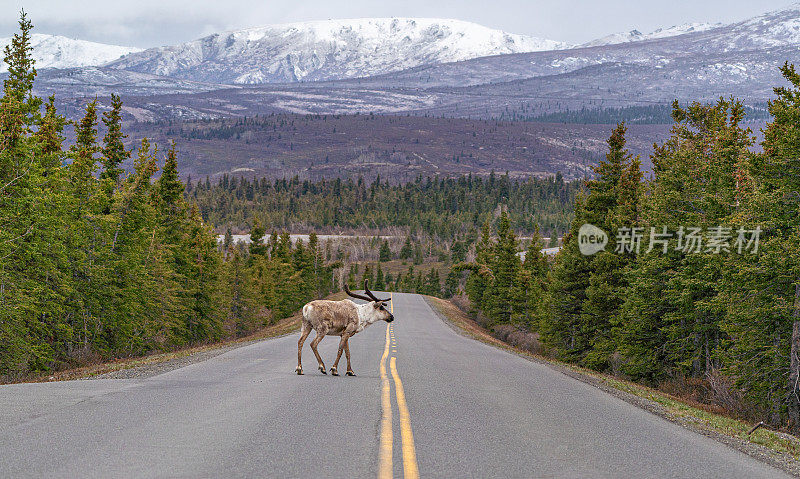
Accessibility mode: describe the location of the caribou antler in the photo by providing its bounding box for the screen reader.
[344,282,373,302]
[364,279,391,302]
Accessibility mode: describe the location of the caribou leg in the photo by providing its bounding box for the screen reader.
[295,321,312,375]
[310,329,327,374]
[344,337,356,376]
[331,333,350,376]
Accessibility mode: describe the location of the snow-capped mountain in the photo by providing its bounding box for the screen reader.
[22,4,800,125]
[582,23,721,47]
[699,3,800,50]
[0,34,141,72]
[106,18,570,84]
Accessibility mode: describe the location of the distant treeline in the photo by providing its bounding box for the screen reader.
[190,173,579,239]
[501,103,772,124]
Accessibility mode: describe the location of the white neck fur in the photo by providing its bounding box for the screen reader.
[355,302,379,332]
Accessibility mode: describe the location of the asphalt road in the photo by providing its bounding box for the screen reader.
[0,293,790,478]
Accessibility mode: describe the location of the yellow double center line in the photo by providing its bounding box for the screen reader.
[378,295,419,479]
[379,323,393,478]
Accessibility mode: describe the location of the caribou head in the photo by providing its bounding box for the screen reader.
[345,280,394,323]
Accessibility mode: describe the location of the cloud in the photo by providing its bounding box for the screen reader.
[1,0,246,46]
[0,0,794,48]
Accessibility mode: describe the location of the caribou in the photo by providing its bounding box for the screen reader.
[296,280,393,376]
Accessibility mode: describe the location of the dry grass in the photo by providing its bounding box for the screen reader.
[493,324,544,356]
[426,295,800,463]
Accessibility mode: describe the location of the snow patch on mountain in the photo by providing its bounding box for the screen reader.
[0,34,141,72]
[582,22,721,47]
[723,3,800,48]
[107,17,570,84]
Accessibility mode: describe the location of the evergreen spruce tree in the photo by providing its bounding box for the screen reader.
[515,229,548,329]
[444,269,461,298]
[0,11,49,374]
[249,218,266,258]
[616,100,751,381]
[542,123,642,367]
[718,64,800,429]
[400,236,413,260]
[484,211,520,324]
[375,263,385,290]
[361,264,374,288]
[582,124,642,369]
[100,93,128,187]
[379,240,392,262]
[464,220,493,313]
[225,247,260,336]
[540,190,592,359]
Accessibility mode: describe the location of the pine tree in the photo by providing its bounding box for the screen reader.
[375,263,386,290]
[0,11,50,375]
[66,99,111,352]
[249,217,266,258]
[582,123,642,369]
[183,204,224,343]
[484,211,520,324]
[361,264,374,288]
[400,236,413,260]
[444,269,461,298]
[100,138,160,356]
[100,93,128,186]
[424,268,442,297]
[718,64,800,429]
[464,220,493,312]
[225,247,260,336]
[541,190,593,359]
[515,229,548,329]
[616,99,751,381]
[541,123,644,367]
[69,99,100,200]
[451,240,467,263]
[379,240,392,262]
[157,142,183,218]
[35,95,66,165]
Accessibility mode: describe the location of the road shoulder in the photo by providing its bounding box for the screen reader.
[6,312,302,384]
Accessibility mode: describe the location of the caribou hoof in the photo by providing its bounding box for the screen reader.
[330,367,339,376]
[346,371,356,377]
[319,365,327,375]
[295,367,303,375]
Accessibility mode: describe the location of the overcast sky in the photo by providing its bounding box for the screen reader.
[0,0,794,48]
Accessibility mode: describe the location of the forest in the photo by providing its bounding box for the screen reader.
[459,75,800,432]
[0,15,338,380]
[191,172,577,239]
[504,103,772,124]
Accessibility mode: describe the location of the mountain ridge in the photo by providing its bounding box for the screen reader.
[105,17,569,84]
[0,33,141,72]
